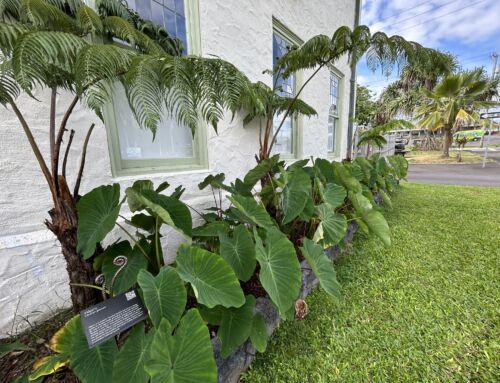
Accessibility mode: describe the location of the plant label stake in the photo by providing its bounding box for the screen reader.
[80,288,147,348]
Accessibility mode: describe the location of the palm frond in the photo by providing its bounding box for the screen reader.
[274,96,317,118]
[0,22,28,54]
[0,0,21,19]
[0,55,19,103]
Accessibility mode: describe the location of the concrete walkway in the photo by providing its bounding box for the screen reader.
[408,163,500,187]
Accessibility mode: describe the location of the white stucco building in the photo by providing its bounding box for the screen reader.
[0,0,360,336]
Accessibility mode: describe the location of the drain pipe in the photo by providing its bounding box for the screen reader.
[346,0,362,160]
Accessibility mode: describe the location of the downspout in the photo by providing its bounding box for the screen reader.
[346,0,362,160]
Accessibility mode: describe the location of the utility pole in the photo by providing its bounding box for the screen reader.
[491,52,498,80]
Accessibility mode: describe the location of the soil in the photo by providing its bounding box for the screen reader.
[0,309,76,383]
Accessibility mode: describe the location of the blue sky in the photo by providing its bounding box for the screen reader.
[358,0,500,96]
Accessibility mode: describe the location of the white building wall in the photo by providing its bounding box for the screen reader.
[0,0,356,336]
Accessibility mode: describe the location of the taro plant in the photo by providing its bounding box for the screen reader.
[0,0,253,311]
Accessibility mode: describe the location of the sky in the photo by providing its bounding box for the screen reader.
[357,0,500,97]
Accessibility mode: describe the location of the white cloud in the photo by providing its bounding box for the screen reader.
[361,0,500,49]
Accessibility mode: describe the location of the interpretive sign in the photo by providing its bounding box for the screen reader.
[80,289,147,348]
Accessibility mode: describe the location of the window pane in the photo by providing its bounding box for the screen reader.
[113,85,193,160]
[328,116,336,153]
[130,0,188,54]
[330,73,340,115]
[273,112,293,154]
[272,32,295,154]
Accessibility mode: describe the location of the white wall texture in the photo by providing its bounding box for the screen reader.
[0,0,356,336]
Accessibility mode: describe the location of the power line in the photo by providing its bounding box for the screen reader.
[376,0,436,23]
[393,0,486,34]
[387,0,458,28]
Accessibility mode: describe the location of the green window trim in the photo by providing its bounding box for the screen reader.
[328,66,344,158]
[102,0,208,177]
[272,17,303,160]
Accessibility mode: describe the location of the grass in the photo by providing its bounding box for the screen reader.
[406,150,493,164]
[242,183,500,383]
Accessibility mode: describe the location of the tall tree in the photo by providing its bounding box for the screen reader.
[0,0,252,311]
[355,84,376,127]
[416,69,499,157]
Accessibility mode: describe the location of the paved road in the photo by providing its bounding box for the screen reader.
[408,163,500,187]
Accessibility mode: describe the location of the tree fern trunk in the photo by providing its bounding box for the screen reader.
[45,177,99,313]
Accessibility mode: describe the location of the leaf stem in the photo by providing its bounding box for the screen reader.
[115,222,154,265]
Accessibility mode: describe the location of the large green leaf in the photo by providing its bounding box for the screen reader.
[126,180,154,211]
[218,295,256,358]
[250,313,268,353]
[254,227,301,316]
[333,162,362,193]
[313,204,347,247]
[112,323,152,383]
[125,187,192,237]
[77,184,121,259]
[281,168,311,224]
[176,245,245,308]
[192,221,230,237]
[378,189,393,209]
[243,155,280,187]
[362,209,391,247]
[145,310,217,383]
[228,195,275,229]
[348,191,373,215]
[314,158,335,183]
[50,315,118,383]
[137,267,187,328]
[219,225,256,282]
[319,183,346,209]
[301,239,341,298]
[102,243,148,295]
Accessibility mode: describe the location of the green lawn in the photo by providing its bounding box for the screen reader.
[242,183,500,383]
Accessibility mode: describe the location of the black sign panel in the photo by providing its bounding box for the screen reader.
[80,289,148,348]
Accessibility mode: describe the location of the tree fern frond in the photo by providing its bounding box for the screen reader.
[95,0,131,20]
[278,34,331,78]
[275,96,317,118]
[0,0,21,19]
[20,0,80,33]
[103,15,137,44]
[45,0,83,16]
[12,30,86,91]
[124,54,164,134]
[0,21,28,55]
[0,56,19,103]
[76,4,103,34]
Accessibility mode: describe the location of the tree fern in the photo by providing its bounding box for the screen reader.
[0,55,19,103]
[0,0,21,19]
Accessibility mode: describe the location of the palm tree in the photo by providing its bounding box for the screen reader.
[416,69,499,157]
[377,51,456,123]
[0,0,252,311]
[357,119,413,158]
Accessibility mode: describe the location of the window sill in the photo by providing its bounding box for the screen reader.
[111,163,212,181]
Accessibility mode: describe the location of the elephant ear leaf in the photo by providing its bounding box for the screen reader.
[228,195,275,229]
[49,316,118,383]
[77,184,121,260]
[281,168,311,224]
[319,183,346,209]
[218,295,256,358]
[112,323,151,383]
[250,313,268,353]
[137,267,187,328]
[313,204,347,247]
[125,187,192,237]
[362,209,391,247]
[176,245,245,308]
[301,238,341,298]
[145,310,217,383]
[219,225,256,282]
[254,227,301,317]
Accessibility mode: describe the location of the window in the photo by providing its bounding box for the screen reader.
[129,0,188,54]
[104,0,205,176]
[328,71,341,154]
[272,22,302,157]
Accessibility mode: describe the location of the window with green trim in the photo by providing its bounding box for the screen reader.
[328,71,341,154]
[272,23,300,157]
[104,0,205,176]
